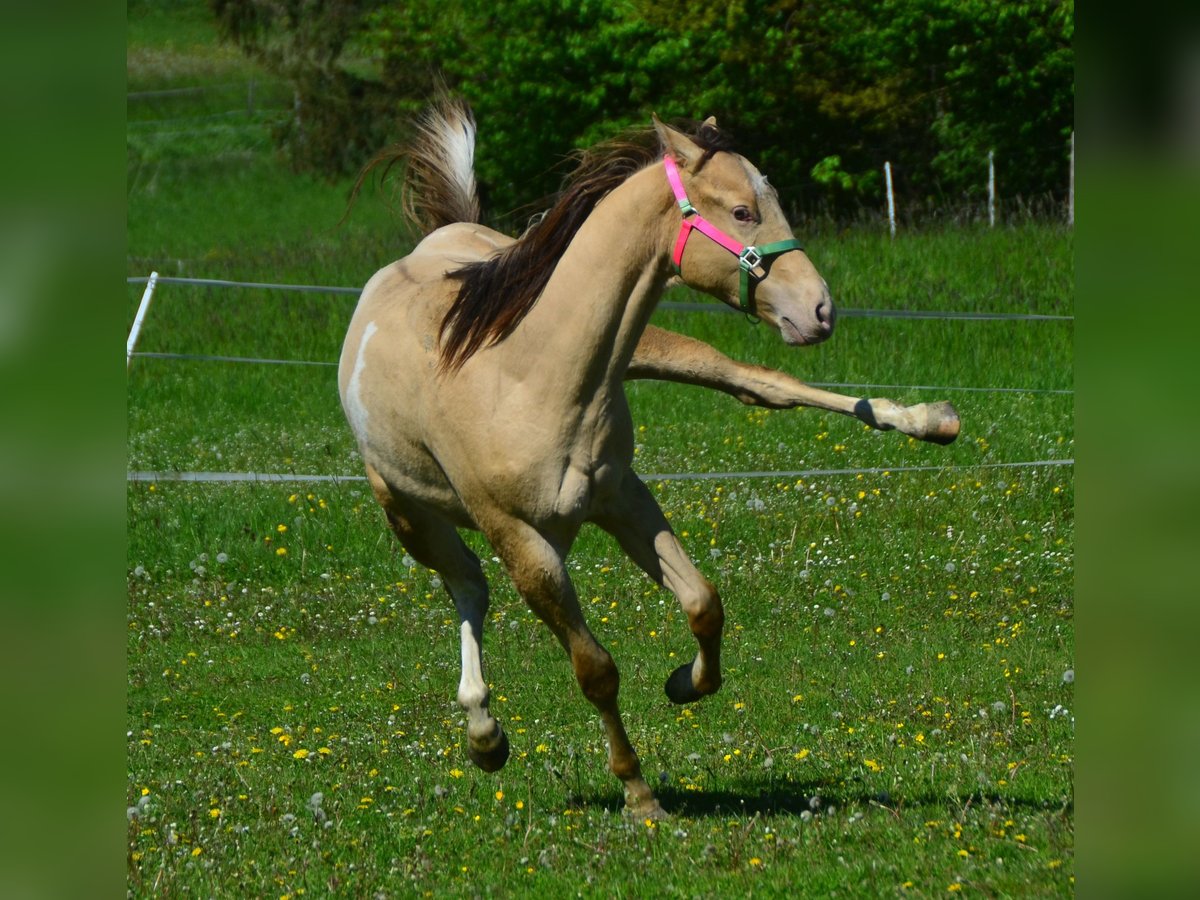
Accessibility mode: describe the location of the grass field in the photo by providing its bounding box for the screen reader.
[127,5,1073,896]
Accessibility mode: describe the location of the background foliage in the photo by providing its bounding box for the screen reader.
[206,0,1074,223]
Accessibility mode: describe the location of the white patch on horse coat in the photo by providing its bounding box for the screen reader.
[345,320,378,441]
[457,620,487,711]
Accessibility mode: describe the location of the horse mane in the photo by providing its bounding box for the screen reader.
[438,119,735,373]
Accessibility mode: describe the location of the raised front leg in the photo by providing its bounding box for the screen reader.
[485,517,665,819]
[591,473,724,705]
[627,325,960,444]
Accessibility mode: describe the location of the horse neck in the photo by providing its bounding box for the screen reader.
[505,164,674,392]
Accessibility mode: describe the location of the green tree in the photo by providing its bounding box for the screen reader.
[208,0,1073,220]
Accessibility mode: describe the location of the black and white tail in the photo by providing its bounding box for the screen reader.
[401,96,481,233]
[350,94,482,236]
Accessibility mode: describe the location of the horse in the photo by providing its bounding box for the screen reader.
[340,97,956,819]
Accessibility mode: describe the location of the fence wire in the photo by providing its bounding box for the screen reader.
[126,273,1074,484]
[128,458,1074,486]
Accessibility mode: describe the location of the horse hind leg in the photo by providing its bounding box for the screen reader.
[367,471,509,772]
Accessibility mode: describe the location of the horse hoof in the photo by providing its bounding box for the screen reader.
[665,661,702,705]
[468,730,510,772]
[625,799,668,822]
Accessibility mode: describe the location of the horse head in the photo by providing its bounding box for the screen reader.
[655,118,835,346]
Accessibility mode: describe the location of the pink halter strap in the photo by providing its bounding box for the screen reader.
[663,154,747,266]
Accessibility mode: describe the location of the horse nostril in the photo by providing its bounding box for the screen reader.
[816,297,834,330]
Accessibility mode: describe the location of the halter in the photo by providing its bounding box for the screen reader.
[663,155,804,315]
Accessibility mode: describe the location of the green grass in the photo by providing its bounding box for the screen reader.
[127,5,1073,895]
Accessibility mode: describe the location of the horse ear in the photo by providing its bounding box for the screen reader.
[703,115,718,128]
[652,114,703,169]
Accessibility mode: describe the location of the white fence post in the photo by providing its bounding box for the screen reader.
[987,150,996,228]
[884,161,896,239]
[1068,131,1074,226]
[127,271,159,371]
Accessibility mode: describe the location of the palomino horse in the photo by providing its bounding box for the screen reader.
[340,98,957,818]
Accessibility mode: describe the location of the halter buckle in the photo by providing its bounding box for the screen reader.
[738,247,762,273]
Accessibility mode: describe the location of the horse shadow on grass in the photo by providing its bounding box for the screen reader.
[569,776,1073,821]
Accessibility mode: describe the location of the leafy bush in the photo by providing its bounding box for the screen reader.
[206,0,1073,222]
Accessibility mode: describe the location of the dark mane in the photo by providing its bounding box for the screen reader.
[438,120,735,372]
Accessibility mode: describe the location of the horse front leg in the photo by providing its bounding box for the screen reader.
[591,474,725,704]
[486,517,665,819]
[627,325,960,443]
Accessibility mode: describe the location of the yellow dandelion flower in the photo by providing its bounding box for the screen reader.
[276,547,288,556]
[449,768,464,778]
[516,800,524,810]
[209,808,221,818]
[277,524,288,533]
[191,847,202,857]
[749,857,762,866]
[293,749,309,759]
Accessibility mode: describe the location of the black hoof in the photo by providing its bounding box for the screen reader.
[665,661,703,705]
[468,730,510,772]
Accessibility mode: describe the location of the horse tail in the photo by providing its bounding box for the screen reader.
[346,94,482,236]
[401,95,481,232]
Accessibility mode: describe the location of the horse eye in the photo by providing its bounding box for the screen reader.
[733,206,755,223]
